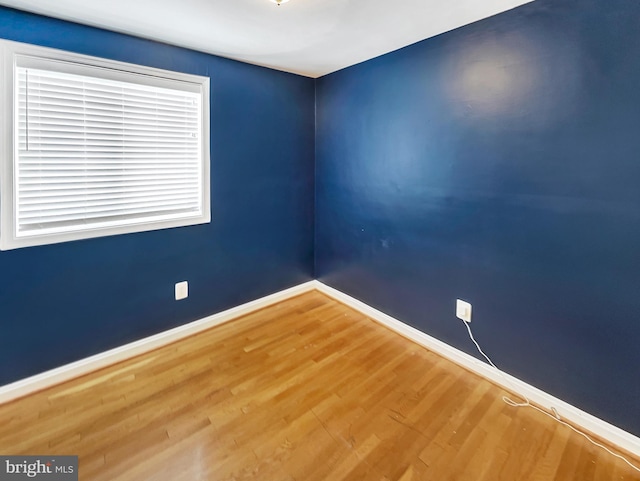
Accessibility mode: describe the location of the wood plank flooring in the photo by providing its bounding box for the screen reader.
[0,291,638,480]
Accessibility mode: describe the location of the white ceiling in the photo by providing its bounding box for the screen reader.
[0,0,532,78]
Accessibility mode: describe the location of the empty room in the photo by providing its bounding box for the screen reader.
[0,0,639,479]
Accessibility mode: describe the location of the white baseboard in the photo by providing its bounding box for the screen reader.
[0,280,316,405]
[2,278,638,460]
[313,280,640,459]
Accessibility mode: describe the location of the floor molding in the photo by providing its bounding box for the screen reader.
[2,278,638,459]
[0,281,316,405]
[314,280,640,458]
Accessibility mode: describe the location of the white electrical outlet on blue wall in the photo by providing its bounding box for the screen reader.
[175,281,189,301]
[456,299,472,323]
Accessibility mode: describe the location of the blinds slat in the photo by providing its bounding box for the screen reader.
[19,193,198,213]
[21,123,198,135]
[19,186,198,203]
[19,202,200,225]
[23,104,199,123]
[19,153,199,160]
[19,179,199,192]
[19,87,199,109]
[20,161,199,167]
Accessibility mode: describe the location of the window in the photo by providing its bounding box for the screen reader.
[0,40,210,250]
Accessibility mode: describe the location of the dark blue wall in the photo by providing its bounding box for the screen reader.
[0,7,315,385]
[3,0,639,440]
[316,0,640,435]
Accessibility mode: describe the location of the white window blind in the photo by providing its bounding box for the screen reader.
[1,41,210,250]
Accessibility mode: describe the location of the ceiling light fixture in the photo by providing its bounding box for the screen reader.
[270,0,290,5]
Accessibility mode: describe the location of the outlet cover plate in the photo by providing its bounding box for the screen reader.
[175,281,188,301]
[456,299,472,323]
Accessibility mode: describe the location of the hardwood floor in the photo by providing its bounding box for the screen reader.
[0,291,638,480]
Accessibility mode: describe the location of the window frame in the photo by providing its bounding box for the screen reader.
[0,39,211,251]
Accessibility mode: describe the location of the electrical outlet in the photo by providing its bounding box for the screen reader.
[175,281,188,301]
[456,299,472,323]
